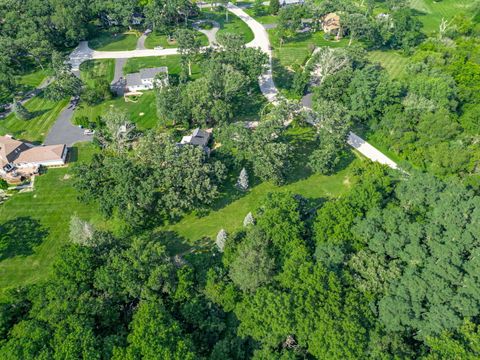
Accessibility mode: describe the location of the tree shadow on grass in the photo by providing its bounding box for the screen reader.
[272,58,294,92]
[0,217,49,260]
[152,230,193,256]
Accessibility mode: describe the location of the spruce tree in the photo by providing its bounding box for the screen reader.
[13,101,31,120]
[243,212,255,227]
[237,168,249,191]
[216,229,227,252]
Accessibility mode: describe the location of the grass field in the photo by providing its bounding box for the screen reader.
[165,125,359,243]
[0,143,110,293]
[368,50,409,79]
[80,59,115,87]
[145,31,209,49]
[89,30,138,51]
[200,10,254,44]
[123,55,201,79]
[17,69,50,91]
[0,96,69,143]
[74,91,159,130]
[409,0,474,34]
[245,6,278,24]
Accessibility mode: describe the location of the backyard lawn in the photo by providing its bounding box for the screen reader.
[0,96,68,143]
[410,0,474,34]
[123,55,201,79]
[88,30,138,51]
[368,50,409,79]
[200,10,254,44]
[80,59,115,87]
[74,91,159,130]
[165,125,360,243]
[0,143,111,293]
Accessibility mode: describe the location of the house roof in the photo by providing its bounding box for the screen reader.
[280,0,304,5]
[139,67,168,80]
[0,135,30,166]
[126,72,143,87]
[16,144,66,164]
[180,128,211,147]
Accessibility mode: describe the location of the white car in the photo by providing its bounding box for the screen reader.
[84,129,95,136]
[154,46,164,50]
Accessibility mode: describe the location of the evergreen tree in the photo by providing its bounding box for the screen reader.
[12,101,31,120]
[243,212,255,227]
[216,229,228,252]
[269,0,280,15]
[237,168,249,191]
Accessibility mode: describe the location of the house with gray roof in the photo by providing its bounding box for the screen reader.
[125,67,168,92]
[179,128,212,154]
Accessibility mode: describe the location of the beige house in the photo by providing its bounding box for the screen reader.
[0,135,67,182]
[322,12,342,39]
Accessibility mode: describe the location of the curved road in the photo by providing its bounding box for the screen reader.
[66,4,397,169]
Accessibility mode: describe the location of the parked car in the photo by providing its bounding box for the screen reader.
[84,129,95,136]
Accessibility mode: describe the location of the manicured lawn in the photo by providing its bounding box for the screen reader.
[145,31,209,48]
[0,143,110,293]
[123,55,202,79]
[199,10,254,44]
[17,69,50,90]
[73,91,159,130]
[0,96,69,143]
[80,59,115,87]
[165,125,360,243]
[368,50,409,79]
[89,30,138,51]
[245,6,278,24]
[410,0,474,34]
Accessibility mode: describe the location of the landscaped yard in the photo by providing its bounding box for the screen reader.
[368,50,409,79]
[244,5,278,25]
[410,0,474,34]
[88,30,138,51]
[199,9,254,44]
[80,59,115,87]
[17,68,50,91]
[74,91,159,130]
[0,143,112,293]
[165,125,360,243]
[0,96,69,143]
[145,31,209,49]
[123,55,202,79]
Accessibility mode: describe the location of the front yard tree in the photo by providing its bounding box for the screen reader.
[176,28,201,78]
[310,47,350,85]
[12,101,31,120]
[344,13,372,46]
[269,0,280,15]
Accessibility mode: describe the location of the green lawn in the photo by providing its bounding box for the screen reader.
[245,6,278,24]
[368,50,409,79]
[123,55,202,79]
[145,31,209,49]
[80,59,115,87]
[199,10,254,44]
[74,91,159,130]
[409,0,474,34]
[89,30,138,51]
[0,96,68,143]
[165,125,359,243]
[0,143,110,293]
[17,69,50,90]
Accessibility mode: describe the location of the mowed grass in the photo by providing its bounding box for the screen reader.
[74,91,159,130]
[145,31,209,48]
[80,59,115,87]
[245,6,278,24]
[0,143,108,293]
[165,125,359,243]
[123,55,201,79]
[17,69,50,90]
[0,96,68,143]
[89,30,138,51]
[368,50,409,78]
[200,10,254,44]
[410,0,474,33]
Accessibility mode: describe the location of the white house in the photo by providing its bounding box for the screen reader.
[280,0,305,6]
[125,67,169,92]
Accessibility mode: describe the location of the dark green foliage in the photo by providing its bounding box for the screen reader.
[12,102,31,120]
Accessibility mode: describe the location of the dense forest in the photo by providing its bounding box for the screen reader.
[1,0,480,358]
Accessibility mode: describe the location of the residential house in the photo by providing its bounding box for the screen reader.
[322,12,342,39]
[280,0,305,6]
[179,128,212,154]
[131,12,145,25]
[0,135,67,182]
[125,67,169,92]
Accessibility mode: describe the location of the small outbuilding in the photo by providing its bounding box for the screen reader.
[322,12,342,39]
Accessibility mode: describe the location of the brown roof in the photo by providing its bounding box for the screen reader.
[0,135,30,166]
[16,144,66,164]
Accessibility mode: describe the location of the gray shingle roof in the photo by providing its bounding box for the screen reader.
[188,128,210,146]
[139,67,168,79]
[125,73,143,87]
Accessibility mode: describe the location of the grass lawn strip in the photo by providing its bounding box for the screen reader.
[89,30,138,51]
[80,59,115,87]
